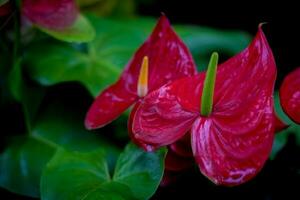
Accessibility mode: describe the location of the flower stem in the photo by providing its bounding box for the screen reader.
[201,52,218,116]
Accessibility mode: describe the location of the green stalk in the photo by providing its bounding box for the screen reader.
[201,52,219,116]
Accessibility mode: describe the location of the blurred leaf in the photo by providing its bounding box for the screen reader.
[0,95,120,197]
[0,137,55,197]
[38,14,96,43]
[271,91,300,159]
[176,25,251,70]
[41,143,166,200]
[77,0,135,17]
[8,59,45,127]
[25,15,250,97]
[24,42,120,97]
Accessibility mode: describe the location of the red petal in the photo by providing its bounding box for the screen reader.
[128,101,156,151]
[85,79,137,129]
[191,28,277,185]
[132,75,202,147]
[22,0,78,30]
[191,115,274,186]
[116,14,196,97]
[86,15,196,129]
[280,67,300,124]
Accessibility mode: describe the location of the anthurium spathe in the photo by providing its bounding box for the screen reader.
[280,67,300,124]
[132,27,277,185]
[85,15,197,130]
[22,0,78,30]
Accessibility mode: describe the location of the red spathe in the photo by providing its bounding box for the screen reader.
[85,15,197,130]
[280,67,300,124]
[132,28,277,186]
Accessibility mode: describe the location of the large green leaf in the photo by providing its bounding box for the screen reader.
[25,15,250,97]
[0,95,120,197]
[38,14,96,43]
[0,137,55,197]
[271,91,300,159]
[41,143,167,200]
[24,42,120,98]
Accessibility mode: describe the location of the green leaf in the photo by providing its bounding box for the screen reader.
[113,143,167,199]
[0,95,120,197]
[25,15,250,97]
[38,14,96,43]
[41,148,113,200]
[24,42,120,97]
[271,91,300,159]
[41,143,167,200]
[77,0,136,17]
[0,137,56,197]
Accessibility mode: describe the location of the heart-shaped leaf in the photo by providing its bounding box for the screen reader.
[41,143,167,200]
[0,136,55,197]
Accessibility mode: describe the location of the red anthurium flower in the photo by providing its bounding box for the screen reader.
[85,15,197,130]
[132,27,277,186]
[22,0,78,30]
[280,67,300,124]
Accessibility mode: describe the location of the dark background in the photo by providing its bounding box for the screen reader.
[1,0,300,199]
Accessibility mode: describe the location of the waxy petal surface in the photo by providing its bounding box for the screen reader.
[192,28,276,185]
[85,15,197,129]
[132,76,201,147]
[133,28,277,185]
[22,0,78,30]
[85,79,137,129]
[280,67,300,124]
